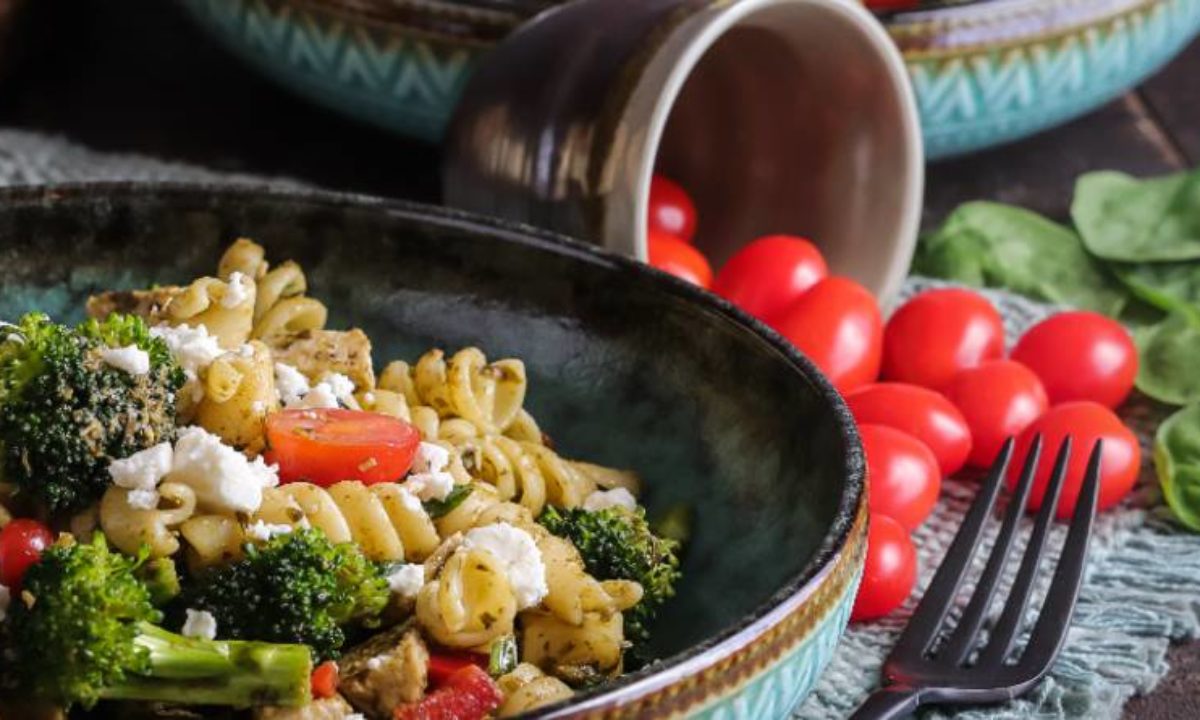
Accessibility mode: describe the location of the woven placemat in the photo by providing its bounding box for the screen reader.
[1,129,1196,720]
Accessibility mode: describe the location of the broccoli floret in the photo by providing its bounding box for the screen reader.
[7,534,312,710]
[136,556,181,607]
[0,313,185,513]
[539,505,682,653]
[178,528,390,661]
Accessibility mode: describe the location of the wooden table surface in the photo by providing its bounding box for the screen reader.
[3,1,1199,717]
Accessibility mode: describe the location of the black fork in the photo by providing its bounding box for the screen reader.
[850,436,1103,720]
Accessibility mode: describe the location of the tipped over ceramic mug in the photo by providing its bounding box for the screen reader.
[444,0,923,301]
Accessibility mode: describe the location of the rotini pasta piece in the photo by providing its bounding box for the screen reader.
[570,460,641,496]
[449,434,548,516]
[503,409,543,444]
[537,533,636,626]
[100,482,197,558]
[522,442,596,510]
[520,608,626,683]
[179,514,246,569]
[218,238,268,281]
[412,348,527,434]
[358,388,411,422]
[253,261,307,324]
[496,663,574,718]
[252,297,328,348]
[273,329,375,391]
[194,340,278,453]
[433,483,534,539]
[164,275,257,349]
[415,545,517,650]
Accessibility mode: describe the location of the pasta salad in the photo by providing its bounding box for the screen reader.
[0,240,682,719]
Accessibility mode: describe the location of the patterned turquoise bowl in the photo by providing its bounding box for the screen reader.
[0,183,867,719]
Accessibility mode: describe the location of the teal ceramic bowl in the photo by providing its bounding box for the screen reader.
[0,183,866,719]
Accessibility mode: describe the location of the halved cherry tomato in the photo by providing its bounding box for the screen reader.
[428,651,489,688]
[648,230,713,288]
[647,175,697,242]
[846,383,972,476]
[771,276,883,393]
[1008,401,1140,518]
[394,665,502,720]
[265,409,421,487]
[0,518,53,590]
[310,661,338,700]
[946,360,1048,469]
[712,235,828,321]
[852,514,917,622]
[1011,311,1137,409]
[883,288,1005,391]
[860,424,941,531]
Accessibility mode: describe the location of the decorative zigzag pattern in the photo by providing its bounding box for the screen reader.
[909,0,1200,158]
[180,0,479,141]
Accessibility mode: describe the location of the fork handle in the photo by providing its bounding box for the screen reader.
[848,685,921,720]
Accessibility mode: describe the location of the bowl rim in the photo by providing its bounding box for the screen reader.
[0,181,866,716]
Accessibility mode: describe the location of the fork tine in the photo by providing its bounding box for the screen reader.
[939,433,1043,665]
[977,436,1074,667]
[889,437,1019,661]
[1015,440,1102,675]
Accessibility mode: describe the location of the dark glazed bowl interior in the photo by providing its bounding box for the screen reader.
[0,184,862,711]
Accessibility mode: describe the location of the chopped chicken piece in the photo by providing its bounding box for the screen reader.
[339,623,430,718]
[273,329,375,391]
[87,286,183,323]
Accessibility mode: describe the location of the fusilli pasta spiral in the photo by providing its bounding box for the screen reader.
[100,482,197,558]
[496,663,574,718]
[415,543,518,650]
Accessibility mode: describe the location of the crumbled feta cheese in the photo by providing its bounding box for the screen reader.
[583,487,638,513]
[396,487,424,513]
[244,520,294,542]
[151,324,224,401]
[403,442,455,501]
[274,362,311,406]
[385,564,426,599]
[182,609,218,641]
[294,381,339,409]
[412,442,450,475]
[222,272,251,309]
[109,443,174,490]
[237,343,255,358]
[0,583,9,622]
[100,345,150,375]
[126,488,160,510]
[345,714,366,720]
[462,523,547,610]
[290,372,360,410]
[169,426,277,513]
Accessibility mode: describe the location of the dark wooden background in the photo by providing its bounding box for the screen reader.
[2,1,1198,717]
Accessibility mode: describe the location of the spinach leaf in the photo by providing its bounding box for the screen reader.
[1134,310,1200,406]
[1073,170,1200,262]
[1155,403,1200,531]
[423,484,473,518]
[1113,261,1200,315]
[914,202,1127,316]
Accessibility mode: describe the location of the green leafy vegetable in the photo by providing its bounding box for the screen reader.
[914,202,1126,315]
[1113,261,1200,315]
[1156,403,1200,531]
[487,635,518,677]
[1134,311,1200,405]
[423,483,473,518]
[1073,170,1200,262]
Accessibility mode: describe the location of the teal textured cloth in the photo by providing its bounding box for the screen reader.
[0,129,1193,720]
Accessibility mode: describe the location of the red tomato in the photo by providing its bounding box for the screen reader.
[846,383,972,476]
[1008,402,1140,518]
[394,665,502,720]
[0,518,54,590]
[883,289,1005,391]
[647,175,697,242]
[428,651,488,688]
[648,230,713,288]
[1011,311,1137,409]
[265,409,421,487]
[860,424,941,531]
[946,360,1049,468]
[771,277,883,393]
[310,661,338,700]
[852,514,918,622]
[712,235,828,321]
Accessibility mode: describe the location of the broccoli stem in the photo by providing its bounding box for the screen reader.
[97,622,312,708]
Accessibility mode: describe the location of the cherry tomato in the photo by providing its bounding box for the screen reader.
[394,665,502,720]
[946,360,1049,469]
[846,382,972,476]
[860,424,941,531]
[648,230,713,288]
[265,409,421,487]
[0,518,54,590]
[852,514,918,622]
[310,661,338,700]
[428,651,488,688]
[1011,311,1137,409]
[1008,401,1140,518]
[883,288,1005,391]
[712,235,828,321]
[647,174,697,242]
[771,276,883,393]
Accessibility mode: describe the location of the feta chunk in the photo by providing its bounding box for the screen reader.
[181,608,218,641]
[401,442,455,502]
[462,523,547,610]
[289,372,360,410]
[100,345,150,375]
[244,520,294,542]
[294,382,339,409]
[222,271,252,309]
[151,324,224,401]
[126,488,160,510]
[412,442,450,475]
[109,443,174,491]
[0,583,9,622]
[583,487,638,513]
[169,426,277,513]
[274,362,311,406]
[396,487,424,513]
[385,564,426,599]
